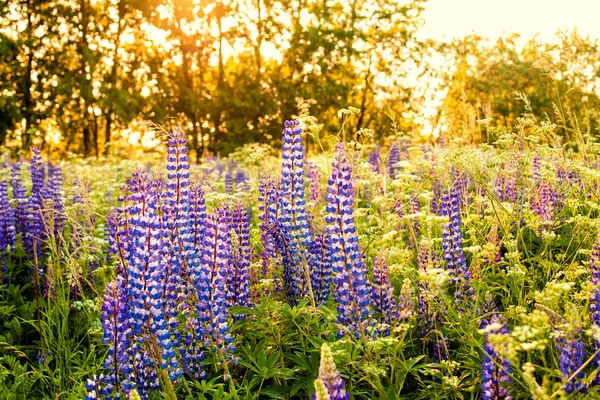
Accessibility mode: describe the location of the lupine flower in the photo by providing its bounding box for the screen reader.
[263,221,302,303]
[308,229,333,305]
[416,242,448,363]
[194,212,235,362]
[258,175,280,280]
[227,204,252,310]
[326,143,372,338]
[479,291,499,330]
[556,323,586,394]
[309,162,323,203]
[589,234,600,385]
[431,179,442,215]
[314,379,332,400]
[398,278,414,323]
[387,143,400,178]
[315,343,349,400]
[25,147,46,260]
[495,165,517,203]
[277,120,312,304]
[371,255,398,335]
[481,315,512,400]
[235,170,249,191]
[10,162,28,237]
[368,146,381,173]
[532,180,556,230]
[224,170,233,194]
[0,181,16,281]
[93,276,133,398]
[440,185,475,312]
[47,162,65,246]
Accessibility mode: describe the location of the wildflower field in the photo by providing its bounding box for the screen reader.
[3,113,600,400]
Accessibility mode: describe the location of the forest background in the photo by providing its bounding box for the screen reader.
[2,0,600,160]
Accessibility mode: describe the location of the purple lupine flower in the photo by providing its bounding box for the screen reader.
[496,164,517,203]
[431,179,442,215]
[95,275,133,398]
[440,185,475,313]
[193,212,235,362]
[481,315,512,400]
[387,143,400,178]
[368,146,381,173]
[25,148,46,260]
[0,181,16,281]
[371,255,398,335]
[227,204,252,310]
[532,154,540,182]
[416,242,448,363]
[398,279,414,323]
[263,221,302,303]
[326,143,372,339]
[277,120,312,304]
[589,234,600,385]
[479,292,499,330]
[532,180,556,231]
[556,326,586,394]
[189,183,207,247]
[10,162,28,238]
[308,230,333,305]
[235,170,249,192]
[120,170,180,394]
[258,175,279,280]
[309,162,323,203]
[314,343,349,400]
[47,162,65,246]
[224,170,233,194]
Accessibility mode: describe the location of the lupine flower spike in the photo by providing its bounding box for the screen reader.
[314,343,349,400]
[481,315,513,400]
[326,143,372,339]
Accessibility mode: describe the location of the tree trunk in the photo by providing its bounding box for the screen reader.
[105,0,124,155]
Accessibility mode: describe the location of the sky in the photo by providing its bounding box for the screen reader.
[418,0,600,43]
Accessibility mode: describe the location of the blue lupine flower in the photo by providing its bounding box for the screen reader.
[440,184,475,312]
[277,120,312,304]
[0,181,16,281]
[258,175,279,279]
[589,234,600,385]
[368,146,381,173]
[371,255,398,335]
[556,326,586,394]
[325,143,372,339]
[225,170,233,194]
[25,147,46,260]
[416,242,448,362]
[194,212,236,362]
[481,315,512,400]
[10,162,28,237]
[95,275,132,398]
[227,204,252,310]
[387,143,400,178]
[308,229,332,305]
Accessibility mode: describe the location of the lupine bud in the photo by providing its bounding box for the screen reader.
[316,343,349,400]
[314,379,332,400]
